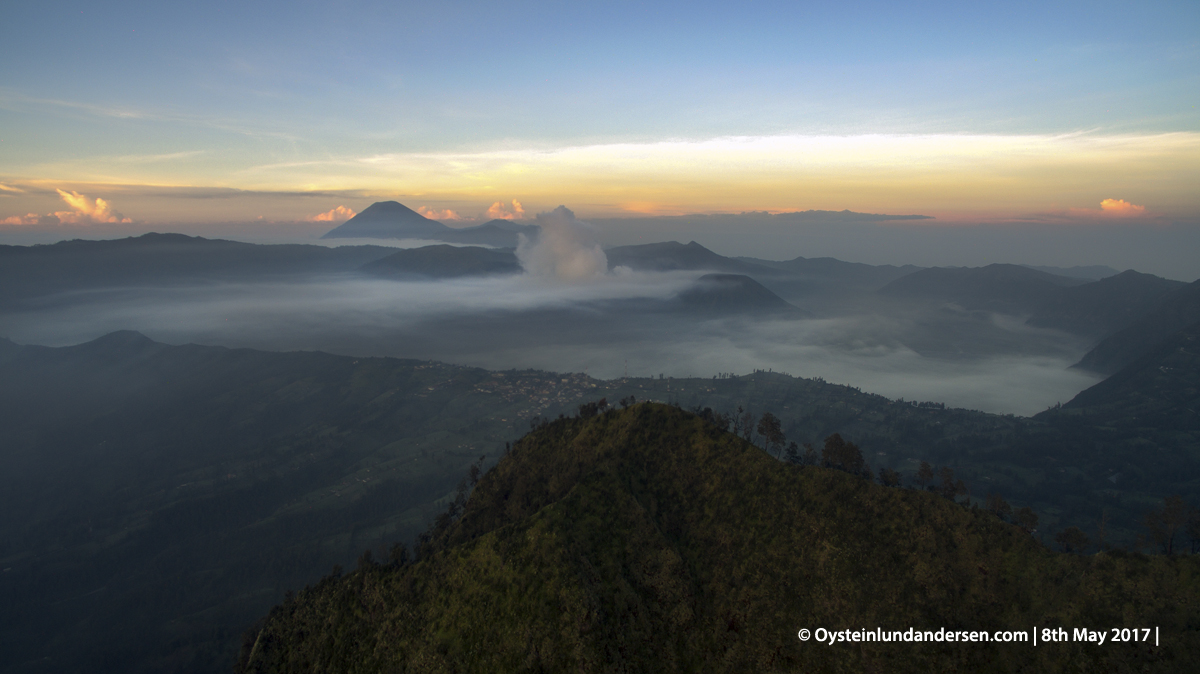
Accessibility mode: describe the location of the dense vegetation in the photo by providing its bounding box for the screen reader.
[2,324,1197,673]
[238,403,1200,673]
[0,332,594,673]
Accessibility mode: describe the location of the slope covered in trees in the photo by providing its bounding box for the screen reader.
[239,404,1200,673]
[3,332,1197,673]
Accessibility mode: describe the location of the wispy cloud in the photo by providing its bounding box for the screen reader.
[0,88,151,120]
[0,88,304,143]
[113,150,208,164]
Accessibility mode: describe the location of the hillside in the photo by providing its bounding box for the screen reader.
[1057,322,1200,422]
[0,333,597,673]
[0,233,395,307]
[1074,280,1200,374]
[674,273,805,315]
[606,240,772,275]
[1027,270,1185,340]
[3,333,1198,672]
[739,254,922,291]
[878,263,1087,314]
[361,244,521,278]
[239,404,1200,673]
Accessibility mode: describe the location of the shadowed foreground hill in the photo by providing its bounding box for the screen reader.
[239,404,1199,673]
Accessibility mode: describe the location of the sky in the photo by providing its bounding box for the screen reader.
[1,1,1198,270]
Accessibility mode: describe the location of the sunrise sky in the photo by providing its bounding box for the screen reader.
[1,1,1198,234]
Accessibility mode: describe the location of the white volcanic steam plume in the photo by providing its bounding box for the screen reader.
[517,206,608,281]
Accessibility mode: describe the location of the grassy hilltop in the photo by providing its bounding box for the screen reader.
[239,403,1200,673]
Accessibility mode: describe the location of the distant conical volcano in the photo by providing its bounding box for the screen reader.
[320,201,538,247]
[320,201,450,240]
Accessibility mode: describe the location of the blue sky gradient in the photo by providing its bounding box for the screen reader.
[1,1,1197,239]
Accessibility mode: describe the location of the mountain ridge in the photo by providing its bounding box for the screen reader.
[238,403,1200,673]
[321,202,538,247]
[1074,279,1200,374]
[878,263,1088,314]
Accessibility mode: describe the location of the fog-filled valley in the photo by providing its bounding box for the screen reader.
[1,206,1122,417]
[2,203,1198,673]
[3,276,1104,416]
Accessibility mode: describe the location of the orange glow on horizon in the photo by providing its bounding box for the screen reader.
[2,132,1197,225]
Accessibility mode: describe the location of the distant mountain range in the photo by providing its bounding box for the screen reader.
[739,254,922,290]
[320,201,538,247]
[0,233,396,307]
[4,232,1191,369]
[1073,279,1200,374]
[873,264,1200,371]
[878,263,1089,314]
[361,244,522,278]
[1022,264,1121,281]
[607,240,771,275]
[1028,270,1186,339]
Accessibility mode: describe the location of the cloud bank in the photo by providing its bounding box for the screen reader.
[1099,198,1146,216]
[2,190,132,225]
[487,200,526,220]
[416,206,463,221]
[0,271,1100,417]
[310,205,356,222]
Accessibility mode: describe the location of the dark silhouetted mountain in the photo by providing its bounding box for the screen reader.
[430,220,539,247]
[321,203,538,247]
[605,240,773,275]
[70,328,159,358]
[738,254,923,291]
[1059,322,1200,417]
[361,244,521,278]
[320,201,448,240]
[238,404,1200,674]
[0,233,395,307]
[1028,270,1186,339]
[1074,279,1200,374]
[1022,264,1121,281]
[878,263,1087,314]
[675,273,805,315]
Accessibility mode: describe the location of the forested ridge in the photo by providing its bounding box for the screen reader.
[2,332,1197,673]
[238,403,1200,673]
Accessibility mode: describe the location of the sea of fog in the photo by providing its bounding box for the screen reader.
[1,270,1102,417]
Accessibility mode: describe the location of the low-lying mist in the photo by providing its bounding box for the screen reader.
[1,265,1101,416]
